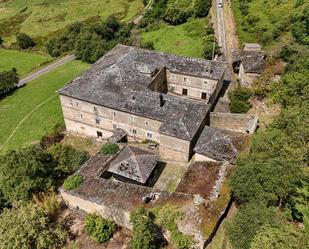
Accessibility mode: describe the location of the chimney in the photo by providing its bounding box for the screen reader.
[159,94,164,108]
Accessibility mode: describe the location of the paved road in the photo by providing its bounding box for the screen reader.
[216,1,227,56]
[17,54,76,87]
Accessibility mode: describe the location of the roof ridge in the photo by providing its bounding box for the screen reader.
[129,146,144,182]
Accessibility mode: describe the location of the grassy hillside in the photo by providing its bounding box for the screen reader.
[232,0,308,52]
[141,17,207,57]
[0,60,89,152]
[0,49,51,76]
[0,0,144,45]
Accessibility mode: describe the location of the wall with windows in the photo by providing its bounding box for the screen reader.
[165,70,222,105]
[60,95,163,142]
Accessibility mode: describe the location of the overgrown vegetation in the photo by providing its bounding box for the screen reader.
[63,174,84,190]
[0,68,19,96]
[100,143,119,155]
[227,48,309,248]
[16,33,35,49]
[228,86,253,113]
[0,202,67,249]
[85,214,117,244]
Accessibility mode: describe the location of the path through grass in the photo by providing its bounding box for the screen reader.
[0,48,51,76]
[0,60,89,152]
[141,18,207,57]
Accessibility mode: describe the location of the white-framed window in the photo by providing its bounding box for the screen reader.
[79,113,83,120]
[184,77,189,83]
[95,118,100,124]
[113,123,117,129]
[132,116,136,122]
[112,111,116,117]
[133,129,137,135]
[170,86,175,91]
[204,80,208,84]
[170,74,176,81]
[94,106,98,112]
[146,132,153,139]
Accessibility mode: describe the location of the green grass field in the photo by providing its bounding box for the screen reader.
[0,60,89,152]
[141,18,207,57]
[231,0,305,49]
[0,48,51,76]
[0,0,144,45]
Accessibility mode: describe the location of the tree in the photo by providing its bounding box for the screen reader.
[0,68,19,96]
[84,214,116,243]
[0,145,56,202]
[202,34,219,60]
[163,8,189,25]
[250,224,309,249]
[194,0,212,18]
[0,202,67,249]
[16,33,35,49]
[74,31,110,63]
[0,37,3,47]
[48,144,89,176]
[227,203,278,249]
[228,87,252,113]
[130,208,158,249]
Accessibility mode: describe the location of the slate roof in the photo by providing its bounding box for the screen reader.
[59,45,226,141]
[194,126,248,163]
[241,51,266,74]
[107,145,159,184]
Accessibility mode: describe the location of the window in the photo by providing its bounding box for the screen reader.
[75,101,79,107]
[147,132,153,139]
[94,106,98,112]
[112,111,116,117]
[170,74,176,81]
[145,121,149,125]
[184,77,189,83]
[97,131,102,138]
[132,116,136,122]
[204,80,208,84]
[182,89,188,96]
[170,86,175,91]
[79,114,83,120]
[113,124,117,129]
[201,92,207,100]
[133,129,137,135]
[95,118,100,124]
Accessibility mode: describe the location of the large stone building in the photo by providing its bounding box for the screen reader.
[59,45,226,161]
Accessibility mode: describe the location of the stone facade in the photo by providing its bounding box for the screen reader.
[238,63,261,87]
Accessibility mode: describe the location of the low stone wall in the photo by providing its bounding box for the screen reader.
[210,112,258,134]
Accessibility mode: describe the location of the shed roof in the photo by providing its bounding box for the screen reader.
[107,145,159,184]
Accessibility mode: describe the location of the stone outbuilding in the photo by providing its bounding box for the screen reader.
[105,145,159,186]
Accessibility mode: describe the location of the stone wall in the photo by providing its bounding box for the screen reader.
[160,134,191,161]
[210,112,258,134]
[238,63,260,87]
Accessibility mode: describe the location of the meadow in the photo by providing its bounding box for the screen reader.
[0,0,144,45]
[0,60,89,152]
[141,18,207,57]
[0,48,51,76]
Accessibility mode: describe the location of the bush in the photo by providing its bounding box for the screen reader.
[48,144,89,175]
[202,34,220,60]
[141,41,154,50]
[130,208,158,249]
[163,8,190,25]
[63,174,84,190]
[228,87,253,113]
[100,143,119,155]
[16,33,35,49]
[194,0,212,17]
[85,214,116,243]
[40,123,65,149]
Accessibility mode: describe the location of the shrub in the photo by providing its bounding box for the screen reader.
[16,33,35,49]
[130,208,158,249]
[194,0,212,17]
[0,37,3,46]
[63,174,84,190]
[48,144,89,175]
[40,123,65,149]
[228,87,253,113]
[100,143,119,155]
[141,41,154,50]
[33,192,61,217]
[163,8,190,25]
[202,34,220,60]
[85,214,116,243]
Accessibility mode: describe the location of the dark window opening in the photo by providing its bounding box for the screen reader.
[97,131,103,138]
[182,89,188,96]
[201,92,207,100]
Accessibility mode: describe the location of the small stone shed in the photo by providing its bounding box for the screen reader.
[105,145,159,186]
